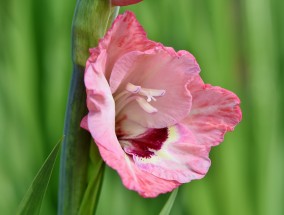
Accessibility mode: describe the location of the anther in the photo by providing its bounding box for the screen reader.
[126,83,141,93]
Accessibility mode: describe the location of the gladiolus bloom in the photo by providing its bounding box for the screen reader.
[111,0,143,6]
[81,11,242,197]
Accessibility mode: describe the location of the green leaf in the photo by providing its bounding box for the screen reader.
[16,138,62,215]
[78,142,105,215]
[159,188,179,215]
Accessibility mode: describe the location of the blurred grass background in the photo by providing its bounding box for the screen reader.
[0,0,283,214]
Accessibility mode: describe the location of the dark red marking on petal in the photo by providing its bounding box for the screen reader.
[121,128,168,158]
[115,115,127,138]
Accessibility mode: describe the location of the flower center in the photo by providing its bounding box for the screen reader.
[125,83,165,113]
[121,127,169,158]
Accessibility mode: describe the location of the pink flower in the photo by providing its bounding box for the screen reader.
[81,11,242,197]
[111,0,143,6]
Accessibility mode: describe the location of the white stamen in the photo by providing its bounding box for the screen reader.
[126,83,141,93]
[116,82,166,115]
[145,94,156,102]
[139,88,166,98]
[136,97,158,114]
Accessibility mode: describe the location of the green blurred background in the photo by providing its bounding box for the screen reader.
[0,0,283,214]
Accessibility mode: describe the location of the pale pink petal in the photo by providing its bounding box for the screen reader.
[97,143,179,197]
[83,50,119,153]
[123,124,211,183]
[186,75,205,93]
[111,48,200,128]
[112,0,143,6]
[110,48,200,93]
[95,11,158,79]
[83,57,180,197]
[184,80,242,146]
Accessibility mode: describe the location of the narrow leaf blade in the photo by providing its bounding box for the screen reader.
[159,188,179,215]
[16,139,62,215]
[78,143,105,215]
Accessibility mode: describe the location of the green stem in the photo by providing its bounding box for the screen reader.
[58,1,119,214]
[72,0,119,66]
[58,64,91,215]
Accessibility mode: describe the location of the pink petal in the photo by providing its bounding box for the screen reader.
[83,56,179,197]
[111,0,143,6]
[95,11,158,80]
[110,48,200,93]
[98,144,180,197]
[88,107,179,197]
[111,48,200,128]
[184,77,242,146]
[83,51,119,153]
[124,124,211,183]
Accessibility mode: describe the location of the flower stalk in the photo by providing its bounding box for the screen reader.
[58,1,119,214]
